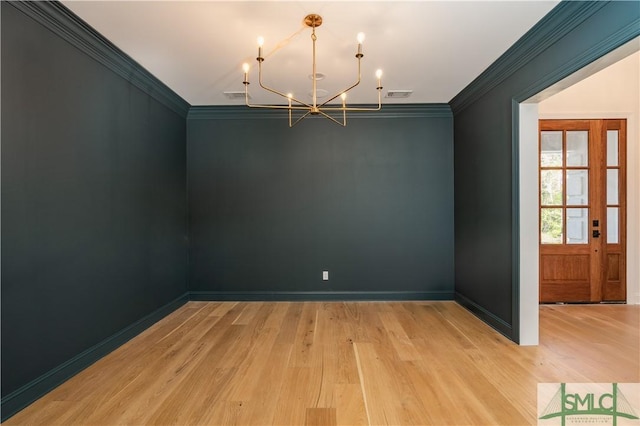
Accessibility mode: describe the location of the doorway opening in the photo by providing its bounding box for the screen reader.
[517,38,639,345]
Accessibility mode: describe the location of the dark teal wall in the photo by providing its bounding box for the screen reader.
[187,107,454,299]
[1,1,188,407]
[451,1,640,340]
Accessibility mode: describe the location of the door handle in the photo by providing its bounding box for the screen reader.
[592,230,601,238]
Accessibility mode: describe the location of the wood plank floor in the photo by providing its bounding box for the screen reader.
[4,301,639,425]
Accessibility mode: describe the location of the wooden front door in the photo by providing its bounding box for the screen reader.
[539,119,626,303]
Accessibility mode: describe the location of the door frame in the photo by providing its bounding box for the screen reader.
[515,42,639,345]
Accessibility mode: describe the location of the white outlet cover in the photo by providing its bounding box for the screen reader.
[322,271,329,280]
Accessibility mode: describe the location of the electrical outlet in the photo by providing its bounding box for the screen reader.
[322,271,329,281]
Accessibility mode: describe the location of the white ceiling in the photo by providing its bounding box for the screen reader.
[61,1,560,106]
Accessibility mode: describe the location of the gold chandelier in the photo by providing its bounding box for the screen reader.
[242,14,383,127]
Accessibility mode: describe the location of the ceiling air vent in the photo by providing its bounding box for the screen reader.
[385,90,413,99]
[223,91,249,100]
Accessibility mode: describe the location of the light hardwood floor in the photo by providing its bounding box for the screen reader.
[4,301,639,425]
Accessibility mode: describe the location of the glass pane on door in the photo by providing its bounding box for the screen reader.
[541,208,563,244]
[567,208,588,244]
[607,130,619,166]
[607,207,619,244]
[607,169,619,205]
[541,132,562,166]
[541,170,563,205]
[567,131,589,166]
[566,170,588,205]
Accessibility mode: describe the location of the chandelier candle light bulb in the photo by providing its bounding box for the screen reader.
[357,32,365,56]
[242,14,383,127]
[257,36,264,60]
[242,63,250,84]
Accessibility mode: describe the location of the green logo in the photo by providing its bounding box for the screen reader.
[539,383,639,425]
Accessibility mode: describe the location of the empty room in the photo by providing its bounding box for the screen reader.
[2,1,639,424]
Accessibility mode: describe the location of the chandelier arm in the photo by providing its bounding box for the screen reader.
[315,109,347,127]
[319,88,382,112]
[257,81,311,108]
[245,85,309,110]
[318,79,361,108]
[289,110,312,128]
[258,62,312,108]
[323,105,382,112]
[318,58,362,108]
[246,103,314,110]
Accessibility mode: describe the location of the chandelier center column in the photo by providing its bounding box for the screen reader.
[305,14,322,115]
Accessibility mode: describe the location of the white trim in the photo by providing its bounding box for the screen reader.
[519,103,540,346]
